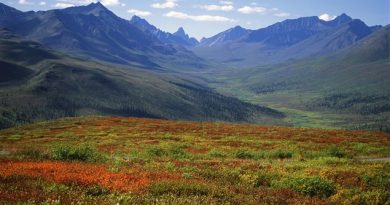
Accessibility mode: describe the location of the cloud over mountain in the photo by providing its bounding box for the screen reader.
[151,0,177,9]
[128,9,151,17]
[165,11,234,22]
[200,4,234,11]
[238,6,266,14]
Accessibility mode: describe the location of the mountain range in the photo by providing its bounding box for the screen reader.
[193,14,381,66]
[0,2,388,131]
[130,15,198,47]
[0,2,204,70]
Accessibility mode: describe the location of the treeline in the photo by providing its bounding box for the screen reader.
[310,93,390,115]
[353,121,390,133]
[249,81,298,94]
[0,81,284,129]
[171,82,285,122]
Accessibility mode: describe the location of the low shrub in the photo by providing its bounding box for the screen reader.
[254,170,281,187]
[7,134,22,141]
[327,145,346,158]
[86,185,110,196]
[149,181,210,196]
[239,173,258,187]
[234,150,255,159]
[197,168,240,185]
[270,150,293,159]
[51,144,103,162]
[17,148,48,160]
[43,183,71,194]
[55,131,75,139]
[208,149,227,158]
[110,193,230,205]
[109,156,123,172]
[272,176,336,198]
[330,188,390,205]
[146,147,167,157]
[362,170,390,190]
[239,171,280,188]
[127,150,150,163]
[352,143,369,153]
[41,199,61,205]
[169,145,189,159]
[303,151,327,159]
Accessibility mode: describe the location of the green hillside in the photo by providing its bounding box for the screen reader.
[0,29,285,129]
[207,26,390,131]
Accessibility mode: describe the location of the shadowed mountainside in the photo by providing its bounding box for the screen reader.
[0,29,285,129]
[0,2,204,70]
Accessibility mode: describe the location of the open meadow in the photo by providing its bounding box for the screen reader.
[0,116,389,204]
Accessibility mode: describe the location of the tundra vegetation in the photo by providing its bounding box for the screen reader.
[0,116,389,204]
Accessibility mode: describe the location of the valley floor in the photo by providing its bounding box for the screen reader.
[0,116,389,204]
[204,72,390,132]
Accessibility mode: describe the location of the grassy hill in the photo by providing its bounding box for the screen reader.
[0,116,389,204]
[0,29,285,129]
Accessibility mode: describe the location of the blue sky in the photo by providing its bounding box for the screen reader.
[7,0,390,40]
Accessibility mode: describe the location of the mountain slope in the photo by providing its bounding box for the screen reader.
[198,26,251,47]
[245,25,389,93]
[130,16,198,47]
[0,30,285,129]
[193,14,379,67]
[0,60,33,83]
[213,26,389,130]
[0,2,204,70]
[173,27,199,46]
[269,19,378,61]
[0,2,26,25]
[243,15,352,46]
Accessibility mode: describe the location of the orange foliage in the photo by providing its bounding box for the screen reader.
[0,159,180,193]
[89,117,390,144]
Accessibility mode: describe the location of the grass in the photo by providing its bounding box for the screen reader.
[0,116,389,204]
[209,75,389,131]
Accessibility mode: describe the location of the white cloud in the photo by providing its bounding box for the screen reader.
[76,0,96,3]
[200,4,234,11]
[101,0,120,6]
[128,9,152,17]
[219,0,233,5]
[274,12,290,17]
[238,5,291,17]
[238,6,266,14]
[83,0,97,3]
[39,1,46,5]
[54,2,75,8]
[55,0,121,7]
[165,11,233,22]
[56,0,97,5]
[151,0,178,9]
[319,13,336,21]
[18,0,34,5]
